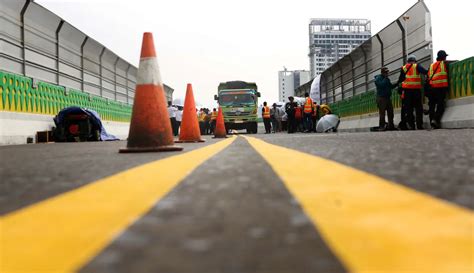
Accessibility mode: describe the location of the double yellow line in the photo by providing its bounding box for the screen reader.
[1,135,473,273]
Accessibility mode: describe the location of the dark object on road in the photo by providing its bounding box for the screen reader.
[53,106,118,142]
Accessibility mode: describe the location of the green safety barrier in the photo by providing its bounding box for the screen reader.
[0,70,132,122]
[330,56,473,118]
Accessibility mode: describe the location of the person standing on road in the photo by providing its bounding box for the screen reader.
[198,108,206,135]
[398,54,428,130]
[294,103,303,132]
[175,106,183,135]
[275,103,284,132]
[375,67,398,131]
[312,102,319,132]
[285,96,297,134]
[210,108,218,134]
[427,50,450,129]
[281,111,288,132]
[303,93,313,133]
[262,101,272,134]
[270,103,277,133]
[167,101,178,136]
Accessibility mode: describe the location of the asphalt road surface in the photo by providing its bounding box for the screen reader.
[1,129,473,273]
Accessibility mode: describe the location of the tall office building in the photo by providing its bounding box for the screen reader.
[278,68,311,102]
[309,18,371,78]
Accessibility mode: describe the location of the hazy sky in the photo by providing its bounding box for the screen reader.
[37,0,473,107]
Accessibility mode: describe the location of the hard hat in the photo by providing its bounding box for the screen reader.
[407,54,417,62]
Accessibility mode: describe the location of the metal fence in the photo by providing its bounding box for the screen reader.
[0,0,172,106]
[319,1,432,104]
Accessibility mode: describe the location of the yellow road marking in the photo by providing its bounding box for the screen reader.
[0,136,236,273]
[244,136,474,273]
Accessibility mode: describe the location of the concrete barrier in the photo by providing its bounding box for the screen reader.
[338,96,474,132]
[0,111,130,145]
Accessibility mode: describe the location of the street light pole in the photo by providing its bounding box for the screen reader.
[402,15,410,61]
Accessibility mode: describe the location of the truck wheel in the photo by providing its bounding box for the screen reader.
[248,122,257,134]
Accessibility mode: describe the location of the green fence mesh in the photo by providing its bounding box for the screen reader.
[0,70,132,122]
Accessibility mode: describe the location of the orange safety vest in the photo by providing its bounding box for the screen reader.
[211,111,218,120]
[402,63,422,89]
[304,97,313,113]
[429,61,448,88]
[263,106,270,118]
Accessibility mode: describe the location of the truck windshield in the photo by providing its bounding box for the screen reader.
[219,93,255,106]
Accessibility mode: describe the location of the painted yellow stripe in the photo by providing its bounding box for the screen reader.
[0,136,236,273]
[244,136,474,273]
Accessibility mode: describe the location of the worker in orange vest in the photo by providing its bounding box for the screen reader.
[210,108,218,134]
[262,101,272,134]
[397,54,428,130]
[303,93,313,133]
[427,50,450,129]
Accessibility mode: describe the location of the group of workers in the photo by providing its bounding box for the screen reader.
[168,103,219,136]
[375,50,451,131]
[262,94,332,134]
[197,108,218,135]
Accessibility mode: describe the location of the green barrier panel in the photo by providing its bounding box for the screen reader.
[0,70,133,121]
[0,70,4,110]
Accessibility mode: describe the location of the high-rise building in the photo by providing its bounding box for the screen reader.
[309,18,371,78]
[278,68,311,103]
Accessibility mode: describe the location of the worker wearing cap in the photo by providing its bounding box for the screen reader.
[427,50,450,129]
[398,54,428,130]
[375,67,398,131]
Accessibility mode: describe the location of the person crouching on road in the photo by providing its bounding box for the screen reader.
[398,54,428,130]
[427,50,450,129]
[303,93,313,133]
[262,101,272,134]
[375,67,398,131]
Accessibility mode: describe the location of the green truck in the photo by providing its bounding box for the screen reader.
[214,81,260,134]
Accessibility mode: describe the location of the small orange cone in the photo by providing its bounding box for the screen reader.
[176,83,205,143]
[213,107,227,138]
[119,32,182,153]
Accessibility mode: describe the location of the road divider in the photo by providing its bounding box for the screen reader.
[244,135,474,273]
[0,136,236,273]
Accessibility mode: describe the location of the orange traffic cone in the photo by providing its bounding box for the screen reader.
[119,32,183,153]
[176,83,205,143]
[213,107,227,138]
